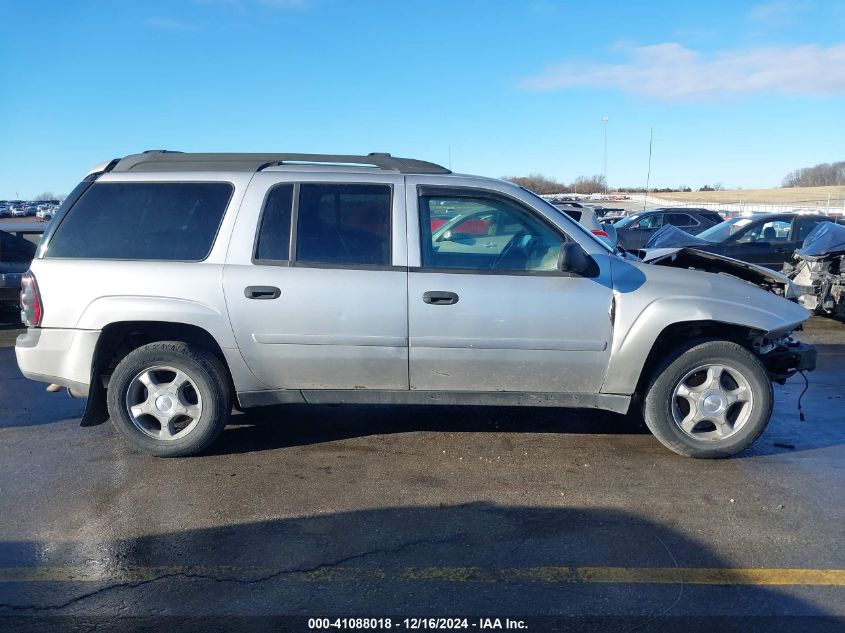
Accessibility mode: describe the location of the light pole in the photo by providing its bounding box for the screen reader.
[644,127,653,211]
[601,116,609,196]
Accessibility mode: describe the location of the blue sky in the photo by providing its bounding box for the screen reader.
[1,0,843,198]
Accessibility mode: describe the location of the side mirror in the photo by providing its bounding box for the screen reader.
[557,242,592,274]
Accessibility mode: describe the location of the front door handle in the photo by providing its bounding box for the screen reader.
[245,285,281,300]
[423,291,459,305]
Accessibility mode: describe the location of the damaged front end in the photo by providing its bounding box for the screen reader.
[783,221,845,317]
[638,247,797,299]
[634,245,815,382]
[749,332,817,384]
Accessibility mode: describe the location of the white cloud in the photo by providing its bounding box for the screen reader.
[520,42,845,100]
[748,0,810,25]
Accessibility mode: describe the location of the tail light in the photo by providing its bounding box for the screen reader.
[20,271,43,327]
[592,229,610,238]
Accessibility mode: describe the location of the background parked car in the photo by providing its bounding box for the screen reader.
[552,203,617,247]
[0,223,44,312]
[645,212,843,271]
[614,208,724,250]
[35,206,57,222]
[599,214,627,226]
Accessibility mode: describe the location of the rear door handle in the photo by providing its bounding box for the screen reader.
[245,285,281,300]
[423,291,459,305]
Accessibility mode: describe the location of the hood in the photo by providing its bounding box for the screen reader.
[637,247,797,299]
[797,220,845,259]
[644,224,712,249]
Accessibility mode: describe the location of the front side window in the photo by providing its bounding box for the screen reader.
[419,193,564,272]
[734,219,792,244]
[295,184,391,266]
[632,214,663,230]
[47,182,233,260]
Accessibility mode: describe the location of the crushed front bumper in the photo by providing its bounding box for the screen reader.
[760,340,816,383]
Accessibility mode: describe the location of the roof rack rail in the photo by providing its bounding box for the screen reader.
[111,151,451,175]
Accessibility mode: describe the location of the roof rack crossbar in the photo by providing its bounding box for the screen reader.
[111,151,451,175]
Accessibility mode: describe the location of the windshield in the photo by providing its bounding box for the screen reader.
[697,217,752,243]
[613,213,643,229]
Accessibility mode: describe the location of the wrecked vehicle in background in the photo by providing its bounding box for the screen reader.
[786,221,845,317]
[644,214,843,272]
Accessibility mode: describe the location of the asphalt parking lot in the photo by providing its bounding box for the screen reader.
[0,316,843,630]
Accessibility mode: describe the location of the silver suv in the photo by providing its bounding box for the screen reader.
[15,151,815,458]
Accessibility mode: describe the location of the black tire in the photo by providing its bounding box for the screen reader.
[643,339,773,458]
[107,342,232,457]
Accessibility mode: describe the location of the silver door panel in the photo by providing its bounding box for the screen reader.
[224,265,408,390]
[408,272,612,393]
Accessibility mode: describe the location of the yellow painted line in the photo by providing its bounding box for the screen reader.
[2,565,845,586]
[402,566,845,586]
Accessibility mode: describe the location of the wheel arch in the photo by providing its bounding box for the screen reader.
[92,321,233,387]
[80,319,267,428]
[629,320,760,399]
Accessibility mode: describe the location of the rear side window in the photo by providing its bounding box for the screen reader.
[254,184,294,262]
[795,218,824,242]
[47,182,233,260]
[295,184,391,266]
[665,213,698,227]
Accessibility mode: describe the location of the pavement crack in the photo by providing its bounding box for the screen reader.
[0,534,462,613]
[623,532,685,633]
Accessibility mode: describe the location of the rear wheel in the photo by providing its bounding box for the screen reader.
[107,342,231,457]
[643,339,772,458]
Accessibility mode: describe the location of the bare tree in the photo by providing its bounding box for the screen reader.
[783,161,845,187]
[571,175,606,195]
[503,173,570,195]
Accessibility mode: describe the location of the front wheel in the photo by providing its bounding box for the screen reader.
[107,342,232,457]
[643,339,773,458]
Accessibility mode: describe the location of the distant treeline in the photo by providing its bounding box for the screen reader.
[783,161,845,187]
[504,174,731,195]
[503,173,607,195]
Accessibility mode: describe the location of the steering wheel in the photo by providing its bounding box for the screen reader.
[492,230,527,269]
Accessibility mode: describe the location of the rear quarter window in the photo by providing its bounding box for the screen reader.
[46,182,233,260]
[699,212,724,224]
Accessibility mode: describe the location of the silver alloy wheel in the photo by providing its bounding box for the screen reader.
[671,363,754,441]
[125,365,203,441]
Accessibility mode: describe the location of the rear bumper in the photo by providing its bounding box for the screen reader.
[15,328,101,396]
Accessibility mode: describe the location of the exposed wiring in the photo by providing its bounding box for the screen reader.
[797,370,809,422]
